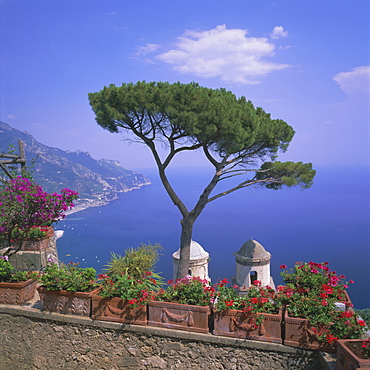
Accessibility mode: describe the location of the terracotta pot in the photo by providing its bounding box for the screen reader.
[283,309,336,353]
[91,294,147,325]
[336,339,370,369]
[0,279,37,305]
[148,301,210,333]
[213,308,283,343]
[37,286,100,316]
[21,226,55,251]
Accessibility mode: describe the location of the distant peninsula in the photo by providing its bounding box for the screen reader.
[0,121,151,214]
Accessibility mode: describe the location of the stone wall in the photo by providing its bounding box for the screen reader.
[0,306,332,370]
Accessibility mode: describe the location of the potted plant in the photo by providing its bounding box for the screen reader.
[336,338,370,369]
[10,225,55,251]
[148,275,214,333]
[213,279,283,343]
[0,176,78,256]
[38,262,98,316]
[279,262,367,352]
[91,243,163,325]
[0,255,38,305]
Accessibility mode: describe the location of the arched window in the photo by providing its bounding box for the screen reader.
[188,269,192,276]
[250,271,258,284]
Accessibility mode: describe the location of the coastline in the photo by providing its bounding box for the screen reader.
[64,181,151,217]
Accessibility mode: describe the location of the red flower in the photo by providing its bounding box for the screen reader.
[279,265,287,269]
[358,320,366,327]
[250,297,258,304]
[326,335,338,344]
[340,311,354,318]
[321,300,328,306]
[252,280,261,286]
[128,299,137,305]
[225,300,234,307]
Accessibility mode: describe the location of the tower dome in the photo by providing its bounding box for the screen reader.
[235,239,271,265]
[234,239,274,290]
[172,240,210,281]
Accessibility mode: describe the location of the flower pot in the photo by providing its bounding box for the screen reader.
[0,279,37,305]
[37,286,100,316]
[91,294,147,325]
[148,301,210,333]
[213,308,283,343]
[283,309,336,353]
[336,339,370,369]
[22,226,54,251]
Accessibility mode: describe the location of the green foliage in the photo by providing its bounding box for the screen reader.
[89,81,295,158]
[0,256,14,282]
[104,243,163,280]
[11,226,47,240]
[8,270,38,283]
[40,263,97,292]
[98,272,157,306]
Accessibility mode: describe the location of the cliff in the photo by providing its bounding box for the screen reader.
[0,121,150,210]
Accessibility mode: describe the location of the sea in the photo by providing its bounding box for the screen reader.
[56,165,370,309]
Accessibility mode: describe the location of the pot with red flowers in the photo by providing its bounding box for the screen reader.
[148,275,214,333]
[91,244,163,325]
[213,279,283,343]
[278,262,367,353]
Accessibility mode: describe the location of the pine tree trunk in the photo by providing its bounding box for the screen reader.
[176,217,194,279]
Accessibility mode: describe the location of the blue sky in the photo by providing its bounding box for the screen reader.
[1,0,369,171]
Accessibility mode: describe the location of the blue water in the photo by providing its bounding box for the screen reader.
[56,166,370,309]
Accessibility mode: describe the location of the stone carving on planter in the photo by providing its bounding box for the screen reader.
[148,301,210,333]
[0,279,37,305]
[38,286,100,316]
[213,309,282,343]
[91,294,148,325]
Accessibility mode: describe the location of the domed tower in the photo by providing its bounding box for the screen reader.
[234,239,274,291]
[172,240,210,281]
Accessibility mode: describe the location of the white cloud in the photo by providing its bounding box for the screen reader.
[270,26,288,39]
[135,43,161,56]
[6,114,16,119]
[333,66,370,95]
[105,11,118,16]
[156,25,290,84]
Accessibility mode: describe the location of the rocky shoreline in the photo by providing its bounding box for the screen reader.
[64,181,151,216]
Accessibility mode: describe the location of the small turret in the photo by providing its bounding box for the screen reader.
[172,240,210,281]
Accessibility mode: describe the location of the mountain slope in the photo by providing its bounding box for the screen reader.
[0,122,150,203]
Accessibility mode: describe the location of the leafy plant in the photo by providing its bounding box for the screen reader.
[0,256,14,282]
[39,262,97,292]
[97,272,157,307]
[11,226,48,240]
[104,243,163,280]
[157,276,214,306]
